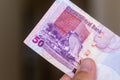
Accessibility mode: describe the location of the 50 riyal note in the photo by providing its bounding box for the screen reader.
[24,0,120,79]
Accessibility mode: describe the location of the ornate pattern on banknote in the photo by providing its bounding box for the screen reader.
[33,6,90,69]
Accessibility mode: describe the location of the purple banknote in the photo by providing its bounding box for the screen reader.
[24,0,120,79]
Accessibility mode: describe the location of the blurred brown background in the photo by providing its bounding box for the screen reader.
[0,0,120,80]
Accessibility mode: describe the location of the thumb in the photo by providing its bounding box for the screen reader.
[73,58,96,80]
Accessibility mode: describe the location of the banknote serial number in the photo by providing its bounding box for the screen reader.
[32,36,44,47]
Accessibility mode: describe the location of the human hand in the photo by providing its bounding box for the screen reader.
[60,58,96,80]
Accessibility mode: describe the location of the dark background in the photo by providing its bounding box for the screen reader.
[0,0,120,80]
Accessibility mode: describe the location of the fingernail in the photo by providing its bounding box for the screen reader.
[78,58,93,72]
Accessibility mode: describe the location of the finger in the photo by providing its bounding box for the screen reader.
[73,58,96,80]
[60,74,71,80]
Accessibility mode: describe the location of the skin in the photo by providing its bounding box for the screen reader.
[60,58,96,80]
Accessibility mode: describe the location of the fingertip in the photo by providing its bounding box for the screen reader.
[83,58,96,70]
[74,58,96,80]
[60,74,71,80]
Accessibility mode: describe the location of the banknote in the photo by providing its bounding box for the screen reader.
[24,0,120,79]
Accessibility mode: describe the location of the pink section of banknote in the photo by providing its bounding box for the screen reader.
[24,0,120,79]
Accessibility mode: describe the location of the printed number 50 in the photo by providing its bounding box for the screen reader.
[32,36,44,47]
